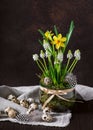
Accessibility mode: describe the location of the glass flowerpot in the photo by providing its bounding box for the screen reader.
[39,86,75,112]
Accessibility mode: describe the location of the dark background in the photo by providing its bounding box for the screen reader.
[0,0,93,87]
[0,0,93,130]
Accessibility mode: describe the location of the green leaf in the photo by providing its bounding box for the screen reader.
[66,20,75,45]
[38,39,43,45]
[38,29,46,38]
[54,25,58,36]
[63,20,75,53]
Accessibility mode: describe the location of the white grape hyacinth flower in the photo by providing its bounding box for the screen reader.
[40,50,45,59]
[67,50,73,59]
[45,50,51,57]
[74,49,81,60]
[57,51,63,62]
[33,54,39,61]
[43,40,50,50]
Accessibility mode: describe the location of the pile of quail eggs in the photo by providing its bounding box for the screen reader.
[0,94,53,122]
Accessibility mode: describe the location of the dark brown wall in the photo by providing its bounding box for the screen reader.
[0,0,93,86]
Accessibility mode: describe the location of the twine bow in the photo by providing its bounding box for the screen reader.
[40,86,78,109]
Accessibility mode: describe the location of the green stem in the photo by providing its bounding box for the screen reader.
[43,58,48,71]
[57,63,61,83]
[70,59,78,73]
[43,58,49,75]
[38,59,46,71]
[48,57,57,84]
[62,58,70,82]
[65,58,70,73]
[67,59,76,73]
[36,61,45,75]
[52,44,56,59]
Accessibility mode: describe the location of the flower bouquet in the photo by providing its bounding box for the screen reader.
[33,21,81,112]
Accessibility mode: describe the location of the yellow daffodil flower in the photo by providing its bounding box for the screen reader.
[52,34,66,49]
[45,31,54,41]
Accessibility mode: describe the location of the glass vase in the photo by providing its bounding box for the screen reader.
[40,86,75,112]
